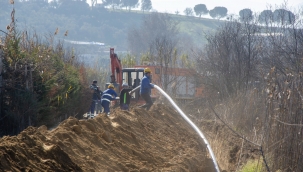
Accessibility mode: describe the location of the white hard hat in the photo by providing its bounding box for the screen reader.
[122,83,128,87]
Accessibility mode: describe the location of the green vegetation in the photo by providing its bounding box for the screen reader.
[0,8,92,135]
[240,159,262,172]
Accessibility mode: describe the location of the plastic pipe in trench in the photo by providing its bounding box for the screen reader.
[130,85,220,172]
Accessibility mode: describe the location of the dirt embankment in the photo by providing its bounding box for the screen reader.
[0,104,216,172]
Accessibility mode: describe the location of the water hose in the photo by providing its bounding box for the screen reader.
[130,85,220,172]
[129,85,140,95]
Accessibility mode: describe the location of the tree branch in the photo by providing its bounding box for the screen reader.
[0,30,8,35]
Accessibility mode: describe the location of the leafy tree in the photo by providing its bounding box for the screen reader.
[49,0,60,9]
[121,0,139,11]
[239,8,253,22]
[194,4,208,18]
[183,7,193,17]
[141,0,152,13]
[0,4,92,136]
[259,10,273,24]
[102,0,121,10]
[273,9,295,24]
[57,0,90,15]
[1,29,89,136]
[121,54,136,67]
[209,6,228,19]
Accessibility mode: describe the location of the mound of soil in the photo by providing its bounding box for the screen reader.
[0,104,216,172]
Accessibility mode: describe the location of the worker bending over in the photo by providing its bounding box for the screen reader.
[120,83,132,110]
[101,84,117,116]
[139,68,154,110]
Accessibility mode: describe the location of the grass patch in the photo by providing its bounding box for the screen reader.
[240,159,262,172]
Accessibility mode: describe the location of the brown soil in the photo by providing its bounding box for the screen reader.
[0,104,217,172]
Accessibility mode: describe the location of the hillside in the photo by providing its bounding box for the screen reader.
[0,104,218,172]
[0,4,224,51]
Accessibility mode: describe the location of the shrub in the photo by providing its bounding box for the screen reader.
[240,159,262,172]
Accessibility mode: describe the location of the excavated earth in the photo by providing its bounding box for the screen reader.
[0,104,217,172]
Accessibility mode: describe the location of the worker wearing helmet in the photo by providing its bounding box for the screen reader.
[120,83,132,110]
[89,80,102,118]
[139,68,154,110]
[101,84,117,116]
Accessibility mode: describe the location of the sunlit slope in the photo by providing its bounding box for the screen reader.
[0,104,216,172]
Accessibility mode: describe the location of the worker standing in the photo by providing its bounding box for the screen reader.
[120,83,132,110]
[139,68,154,110]
[89,80,102,118]
[101,84,117,116]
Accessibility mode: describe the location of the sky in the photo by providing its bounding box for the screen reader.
[149,0,303,14]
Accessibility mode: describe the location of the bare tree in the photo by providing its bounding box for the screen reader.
[197,16,262,99]
[201,6,303,171]
[257,6,303,170]
[127,13,180,91]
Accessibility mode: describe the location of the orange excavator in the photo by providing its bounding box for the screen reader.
[106,48,144,103]
[107,48,204,105]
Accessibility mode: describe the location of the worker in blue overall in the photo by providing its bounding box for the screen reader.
[89,80,102,118]
[139,68,154,110]
[101,84,117,116]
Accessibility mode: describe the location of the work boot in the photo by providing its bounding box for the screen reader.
[86,113,90,119]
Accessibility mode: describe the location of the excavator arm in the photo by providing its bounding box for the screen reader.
[110,48,122,89]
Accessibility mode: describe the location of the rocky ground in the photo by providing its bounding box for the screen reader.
[0,104,219,172]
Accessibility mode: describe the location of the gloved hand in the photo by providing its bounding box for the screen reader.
[150,83,155,88]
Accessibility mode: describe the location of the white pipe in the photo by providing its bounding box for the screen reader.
[129,85,220,171]
[129,85,141,95]
[153,85,220,172]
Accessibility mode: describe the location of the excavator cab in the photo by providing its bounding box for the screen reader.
[108,48,147,105]
[122,68,144,101]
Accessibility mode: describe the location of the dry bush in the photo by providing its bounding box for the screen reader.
[195,5,303,171]
[264,70,303,171]
[259,5,303,171]
[182,89,264,172]
[210,88,266,141]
